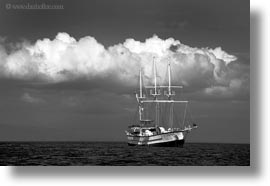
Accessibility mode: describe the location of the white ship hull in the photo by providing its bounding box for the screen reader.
[126,131,186,147]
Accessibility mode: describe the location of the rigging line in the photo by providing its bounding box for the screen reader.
[145,102,148,120]
[133,105,139,125]
[161,104,166,127]
[173,105,180,128]
[162,103,166,127]
[163,103,168,127]
[172,106,177,128]
[160,103,163,127]
[169,102,174,129]
[165,102,169,128]
[187,102,195,123]
[177,104,184,129]
[150,101,154,122]
[160,103,162,126]
[155,102,159,127]
[182,102,188,127]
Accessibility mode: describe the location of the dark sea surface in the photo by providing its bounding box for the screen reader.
[0,142,250,166]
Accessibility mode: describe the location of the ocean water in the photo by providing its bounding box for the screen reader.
[0,142,250,166]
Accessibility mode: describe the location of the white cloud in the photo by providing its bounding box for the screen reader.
[0,32,249,99]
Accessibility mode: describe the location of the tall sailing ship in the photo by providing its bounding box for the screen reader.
[125,57,198,147]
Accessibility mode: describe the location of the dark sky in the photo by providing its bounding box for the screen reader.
[1,0,249,52]
[0,0,250,143]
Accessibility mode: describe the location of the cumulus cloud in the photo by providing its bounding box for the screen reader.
[0,32,249,99]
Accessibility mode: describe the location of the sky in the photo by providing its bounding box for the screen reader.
[0,0,250,143]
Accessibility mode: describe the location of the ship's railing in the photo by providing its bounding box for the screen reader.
[141,100,188,103]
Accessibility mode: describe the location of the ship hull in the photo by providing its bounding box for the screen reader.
[128,139,185,147]
[126,131,186,147]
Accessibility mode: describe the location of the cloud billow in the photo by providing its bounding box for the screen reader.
[0,33,249,100]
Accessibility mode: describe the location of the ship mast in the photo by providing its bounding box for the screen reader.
[153,57,159,127]
[139,68,143,98]
[138,67,144,121]
[168,59,173,128]
[154,57,157,96]
[142,57,189,129]
[168,59,172,98]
